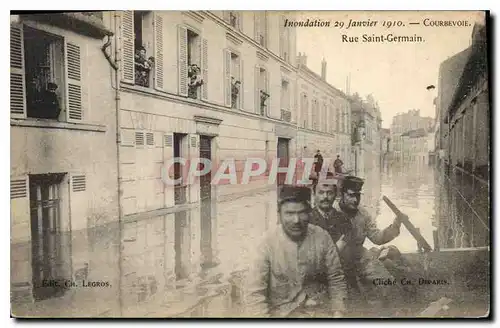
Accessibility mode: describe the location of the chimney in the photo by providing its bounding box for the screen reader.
[321,58,327,80]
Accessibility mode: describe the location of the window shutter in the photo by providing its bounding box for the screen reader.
[65,42,83,122]
[69,173,88,231]
[153,12,164,91]
[163,132,175,208]
[10,23,26,119]
[10,176,30,242]
[240,59,244,110]
[188,134,200,203]
[223,49,231,107]
[254,66,260,114]
[201,38,208,101]
[121,11,135,84]
[177,26,188,97]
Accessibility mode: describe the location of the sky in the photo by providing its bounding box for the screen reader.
[295,11,485,128]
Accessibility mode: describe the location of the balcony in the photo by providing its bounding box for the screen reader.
[280,109,291,122]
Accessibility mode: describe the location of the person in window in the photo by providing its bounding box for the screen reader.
[38,82,61,120]
[231,77,241,108]
[134,46,153,87]
[244,186,347,318]
[188,64,203,98]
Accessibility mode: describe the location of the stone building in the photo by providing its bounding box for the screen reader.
[296,53,352,171]
[10,13,120,313]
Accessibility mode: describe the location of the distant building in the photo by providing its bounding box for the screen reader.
[390,109,434,164]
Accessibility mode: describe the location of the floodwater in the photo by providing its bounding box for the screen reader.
[11,162,490,317]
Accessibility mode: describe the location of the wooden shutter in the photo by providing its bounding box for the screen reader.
[153,12,164,91]
[65,42,83,122]
[10,23,26,119]
[201,38,208,101]
[163,132,175,208]
[254,65,260,114]
[10,176,30,242]
[69,173,88,231]
[188,134,200,203]
[240,59,244,110]
[223,49,231,107]
[121,11,135,84]
[177,26,188,97]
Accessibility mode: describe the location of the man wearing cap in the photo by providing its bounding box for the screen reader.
[334,176,401,312]
[244,185,347,318]
[309,172,351,244]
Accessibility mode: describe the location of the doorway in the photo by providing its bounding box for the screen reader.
[199,135,215,269]
[29,173,67,301]
[277,138,290,187]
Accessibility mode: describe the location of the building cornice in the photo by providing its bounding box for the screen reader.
[182,11,205,24]
[201,11,298,73]
[226,32,243,46]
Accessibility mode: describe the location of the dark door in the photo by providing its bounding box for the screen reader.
[277,138,290,187]
[174,133,187,205]
[30,173,66,301]
[199,136,214,269]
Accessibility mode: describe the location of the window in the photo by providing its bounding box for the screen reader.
[279,15,290,62]
[23,26,65,121]
[177,25,207,100]
[280,80,291,122]
[228,52,242,109]
[10,24,83,122]
[133,11,154,88]
[254,12,267,47]
[336,107,340,132]
[301,93,309,128]
[224,11,240,29]
[255,67,269,115]
[311,99,319,130]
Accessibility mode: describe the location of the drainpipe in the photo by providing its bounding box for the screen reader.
[102,12,123,316]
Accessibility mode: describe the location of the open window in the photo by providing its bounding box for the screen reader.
[280,79,291,122]
[255,67,269,116]
[24,27,65,120]
[225,51,242,109]
[10,23,83,122]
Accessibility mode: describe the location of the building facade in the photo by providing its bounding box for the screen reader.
[350,94,382,176]
[10,13,120,308]
[296,53,352,171]
[390,109,434,165]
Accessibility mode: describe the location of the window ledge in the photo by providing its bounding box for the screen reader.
[11,119,106,132]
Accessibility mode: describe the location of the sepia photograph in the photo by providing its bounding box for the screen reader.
[9,9,490,318]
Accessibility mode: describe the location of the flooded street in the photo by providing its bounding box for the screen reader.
[11,163,489,317]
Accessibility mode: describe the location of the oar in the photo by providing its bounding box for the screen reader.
[382,196,433,252]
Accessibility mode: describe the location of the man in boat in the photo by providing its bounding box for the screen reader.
[334,175,402,313]
[309,171,352,244]
[244,185,347,318]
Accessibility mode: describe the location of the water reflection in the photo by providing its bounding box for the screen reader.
[12,162,490,317]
